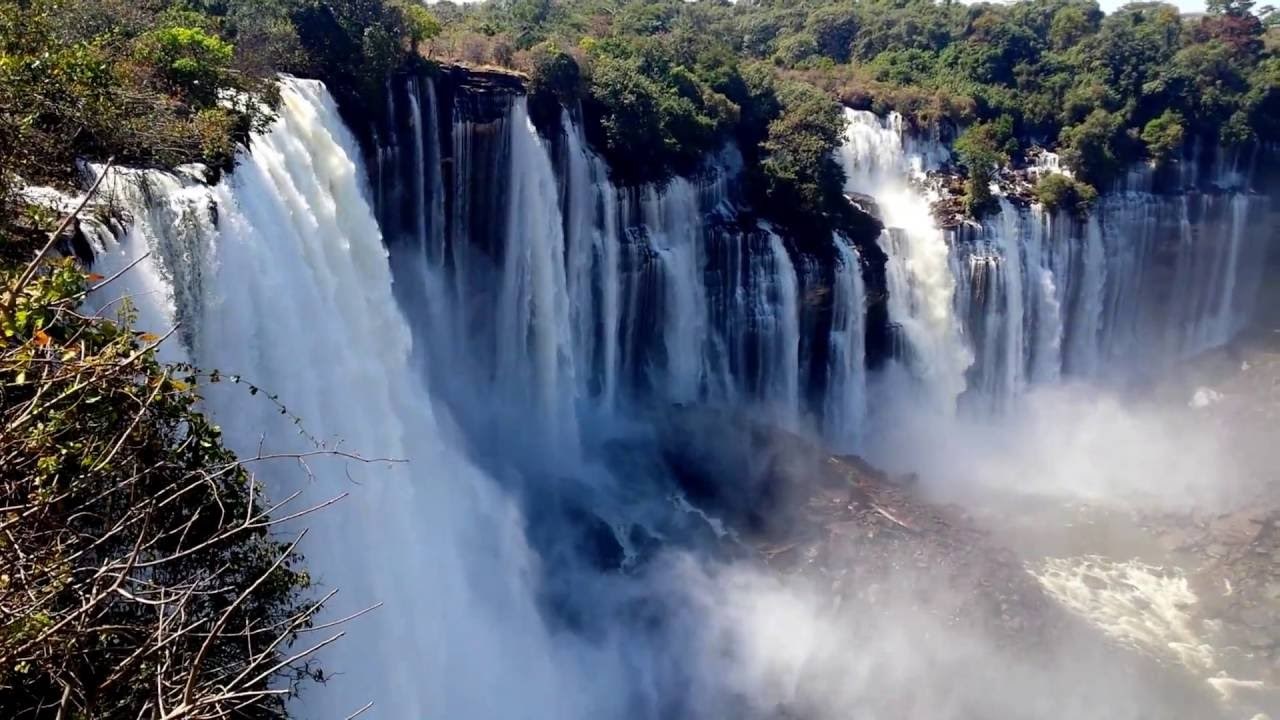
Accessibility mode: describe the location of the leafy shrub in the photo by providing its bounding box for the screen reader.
[756,80,847,226]
[582,39,736,184]
[805,4,860,63]
[0,258,321,719]
[1058,109,1124,187]
[772,33,819,66]
[133,26,234,106]
[1035,173,1099,214]
[394,0,443,55]
[954,119,1016,217]
[1141,110,1186,164]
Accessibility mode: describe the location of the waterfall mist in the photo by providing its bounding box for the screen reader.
[72,73,1277,720]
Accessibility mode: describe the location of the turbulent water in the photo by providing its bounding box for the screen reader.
[63,74,1278,719]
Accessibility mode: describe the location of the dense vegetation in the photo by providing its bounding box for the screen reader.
[428,0,1279,221]
[5,0,1276,231]
[0,253,333,718]
[433,0,859,232]
[0,0,438,220]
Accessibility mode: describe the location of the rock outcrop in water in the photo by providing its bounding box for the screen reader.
[655,406,1233,719]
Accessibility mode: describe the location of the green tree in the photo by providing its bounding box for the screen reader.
[1049,4,1101,51]
[133,26,235,107]
[757,81,847,224]
[953,118,1016,217]
[1059,108,1123,186]
[1140,109,1186,164]
[773,32,819,65]
[395,0,443,56]
[1035,172,1098,214]
[805,4,861,63]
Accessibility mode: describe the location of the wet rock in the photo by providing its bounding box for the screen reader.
[844,192,882,221]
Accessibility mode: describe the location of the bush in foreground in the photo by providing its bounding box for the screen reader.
[0,243,325,719]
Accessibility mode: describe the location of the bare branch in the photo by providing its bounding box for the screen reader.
[6,158,115,315]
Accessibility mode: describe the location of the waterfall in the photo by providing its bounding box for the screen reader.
[80,166,214,366]
[64,70,1278,720]
[562,109,622,410]
[955,200,1027,413]
[1064,214,1107,376]
[84,78,603,720]
[497,98,579,456]
[375,76,857,445]
[836,107,1269,413]
[374,84,1270,436]
[641,177,711,403]
[952,159,1270,401]
[837,108,972,412]
[1025,209,1064,385]
[824,237,868,450]
[766,230,801,424]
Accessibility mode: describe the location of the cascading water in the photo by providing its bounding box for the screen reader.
[834,110,1270,414]
[74,77,891,716]
[837,108,973,412]
[375,76,864,448]
[77,165,212,366]
[372,76,1272,459]
[639,176,713,404]
[561,108,623,410]
[497,98,579,456]
[82,78,615,720]
[952,161,1271,409]
[823,237,869,450]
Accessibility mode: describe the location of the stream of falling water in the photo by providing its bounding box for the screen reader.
[838,108,974,412]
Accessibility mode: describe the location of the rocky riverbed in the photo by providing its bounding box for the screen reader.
[658,406,1237,718]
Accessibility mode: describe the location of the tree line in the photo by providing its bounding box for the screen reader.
[429,0,1278,222]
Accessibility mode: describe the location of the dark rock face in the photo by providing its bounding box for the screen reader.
[430,64,528,124]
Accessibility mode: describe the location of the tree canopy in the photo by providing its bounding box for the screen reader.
[7,0,1275,232]
[0,0,436,218]
[427,0,1278,219]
